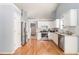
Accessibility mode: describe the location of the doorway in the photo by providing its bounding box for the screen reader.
[30,21,37,39]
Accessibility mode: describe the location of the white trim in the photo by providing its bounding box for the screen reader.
[12,4,21,13]
[0,51,14,54]
[64,52,78,55]
[0,45,21,55]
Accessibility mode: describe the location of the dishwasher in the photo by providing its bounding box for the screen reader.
[58,34,64,51]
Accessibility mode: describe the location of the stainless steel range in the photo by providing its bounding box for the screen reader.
[40,30,48,40]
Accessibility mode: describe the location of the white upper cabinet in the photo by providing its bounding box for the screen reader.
[55,19,60,28]
[55,19,64,29]
[63,9,77,26]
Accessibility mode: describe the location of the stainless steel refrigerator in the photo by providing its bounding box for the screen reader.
[21,21,27,46]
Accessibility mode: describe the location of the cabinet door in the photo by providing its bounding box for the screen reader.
[37,33,41,40]
[63,11,70,27]
[53,33,58,45]
[48,33,54,40]
[70,9,77,26]
[64,36,78,54]
[63,9,77,27]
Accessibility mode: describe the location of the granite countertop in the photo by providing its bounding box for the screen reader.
[38,29,78,36]
[55,32,78,37]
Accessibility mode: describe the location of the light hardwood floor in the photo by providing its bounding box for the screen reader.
[14,39,63,55]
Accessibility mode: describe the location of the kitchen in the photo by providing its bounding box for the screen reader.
[0,3,79,55]
[24,9,78,54]
[25,4,79,54]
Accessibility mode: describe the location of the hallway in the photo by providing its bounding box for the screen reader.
[14,39,63,55]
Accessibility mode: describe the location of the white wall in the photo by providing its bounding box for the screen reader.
[26,20,32,39]
[0,4,21,54]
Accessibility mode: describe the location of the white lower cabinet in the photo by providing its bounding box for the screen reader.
[64,36,78,54]
[53,33,58,45]
[48,33,54,40]
[37,33,41,40]
[48,33,58,45]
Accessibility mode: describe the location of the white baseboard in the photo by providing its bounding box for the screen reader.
[0,51,14,55]
[64,52,78,55]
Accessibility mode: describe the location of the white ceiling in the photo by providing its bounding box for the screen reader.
[15,3,58,19]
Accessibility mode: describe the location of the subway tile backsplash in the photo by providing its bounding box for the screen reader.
[63,26,78,35]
